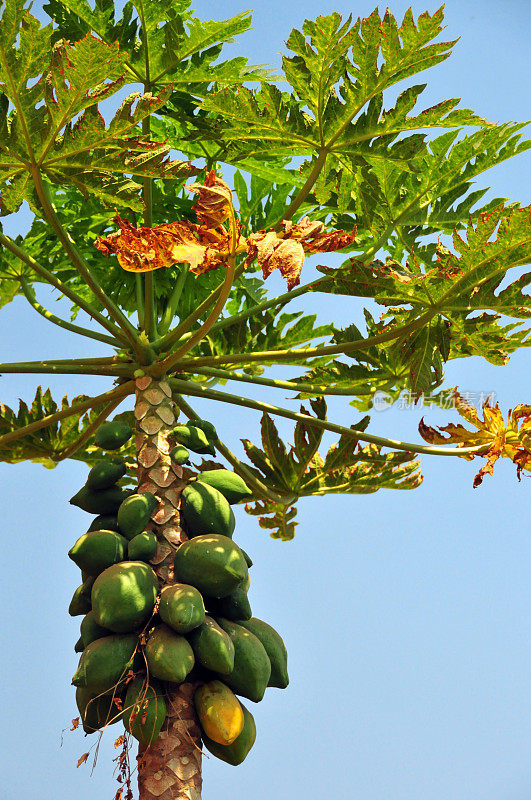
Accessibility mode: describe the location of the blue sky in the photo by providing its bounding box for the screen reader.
[0,1,530,799]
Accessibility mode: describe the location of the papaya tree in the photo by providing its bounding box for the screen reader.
[0,2,529,799]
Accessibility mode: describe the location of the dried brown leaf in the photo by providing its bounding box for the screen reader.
[114,735,126,749]
[77,752,89,768]
[95,213,227,274]
[246,217,357,290]
[70,717,80,731]
[185,169,234,229]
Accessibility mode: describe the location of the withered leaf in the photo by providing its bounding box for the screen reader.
[419,391,531,485]
[114,735,126,749]
[185,169,234,229]
[95,213,228,274]
[70,717,80,731]
[77,752,90,768]
[246,232,305,290]
[282,217,357,254]
[246,217,357,290]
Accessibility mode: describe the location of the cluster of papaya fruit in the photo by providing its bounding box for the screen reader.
[68,417,289,767]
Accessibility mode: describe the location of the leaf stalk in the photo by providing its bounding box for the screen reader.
[168,377,486,458]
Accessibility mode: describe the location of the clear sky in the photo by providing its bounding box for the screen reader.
[0,1,530,799]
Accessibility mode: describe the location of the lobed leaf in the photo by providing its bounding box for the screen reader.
[419,392,531,485]
[0,386,135,467]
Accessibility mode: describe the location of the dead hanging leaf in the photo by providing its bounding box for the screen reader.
[282,217,357,254]
[95,213,228,274]
[185,169,234,229]
[77,752,90,768]
[419,390,531,486]
[114,735,126,749]
[246,217,357,290]
[94,170,240,275]
[245,231,305,290]
[70,717,80,731]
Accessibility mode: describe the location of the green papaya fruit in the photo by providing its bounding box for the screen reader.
[70,485,132,515]
[127,531,158,562]
[171,424,215,456]
[117,492,158,539]
[216,619,271,703]
[86,458,126,491]
[72,634,139,691]
[74,636,85,653]
[237,617,289,689]
[173,534,248,598]
[188,616,235,675]
[144,624,195,684]
[87,514,120,533]
[158,584,205,634]
[195,680,244,745]
[69,530,127,575]
[80,610,109,647]
[188,419,218,441]
[206,576,252,621]
[91,561,159,633]
[76,686,123,733]
[197,470,252,504]
[169,445,190,465]
[69,577,94,616]
[181,483,235,539]
[202,702,256,765]
[94,420,133,450]
[123,676,166,747]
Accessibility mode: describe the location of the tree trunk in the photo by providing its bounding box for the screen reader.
[134,375,202,800]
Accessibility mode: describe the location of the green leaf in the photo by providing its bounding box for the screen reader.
[43,0,131,46]
[0,386,135,467]
[391,320,448,398]
[0,12,194,212]
[45,0,273,89]
[202,84,317,158]
[241,406,422,505]
[244,499,298,541]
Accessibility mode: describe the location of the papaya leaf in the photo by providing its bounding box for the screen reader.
[389,319,449,399]
[45,0,273,89]
[0,386,135,467]
[318,208,531,312]
[0,10,194,213]
[244,499,298,542]
[192,308,333,364]
[309,442,422,495]
[43,0,135,48]
[242,407,422,539]
[241,406,422,504]
[201,83,317,159]
[202,8,487,186]
[445,312,531,366]
[419,391,531,486]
